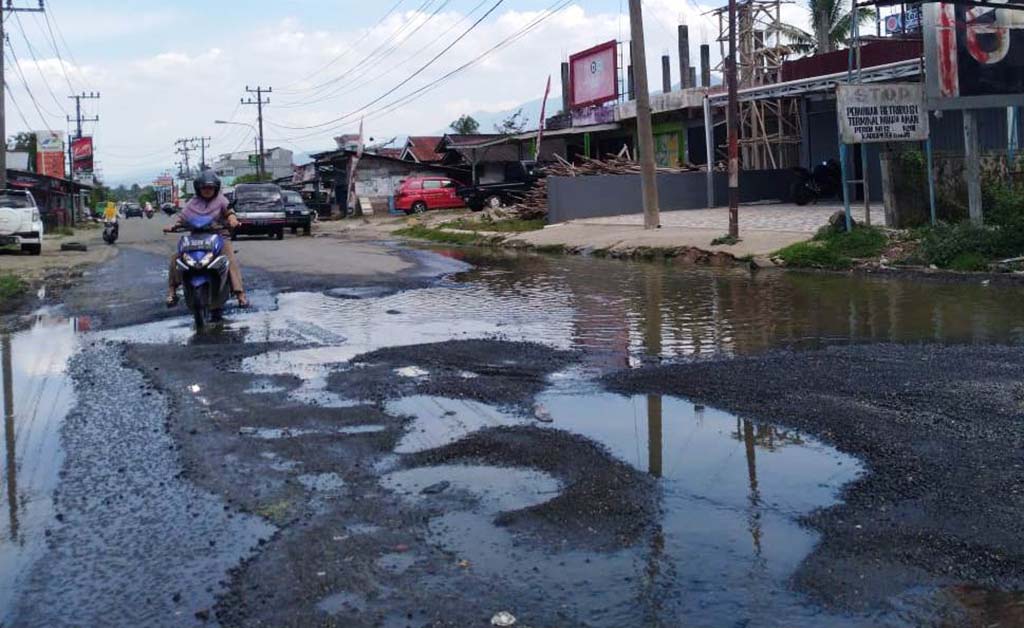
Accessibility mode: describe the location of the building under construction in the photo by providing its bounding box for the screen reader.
[710,0,802,170]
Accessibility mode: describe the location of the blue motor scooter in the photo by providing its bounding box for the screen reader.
[171,214,231,328]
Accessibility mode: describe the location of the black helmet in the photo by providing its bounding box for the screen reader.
[193,169,221,196]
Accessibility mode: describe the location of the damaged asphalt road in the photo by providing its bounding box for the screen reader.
[5,218,1024,627]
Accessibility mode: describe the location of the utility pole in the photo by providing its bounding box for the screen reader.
[190,136,211,170]
[67,92,100,139]
[175,138,195,180]
[242,86,271,178]
[726,0,740,239]
[627,0,660,229]
[0,2,45,190]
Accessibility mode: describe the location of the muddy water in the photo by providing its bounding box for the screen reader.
[0,313,81,614]
[13,248,1024,624]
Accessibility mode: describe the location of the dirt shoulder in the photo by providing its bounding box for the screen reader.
[603,344,1024,610]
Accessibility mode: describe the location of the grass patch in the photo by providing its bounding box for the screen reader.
[0,274,27,310]
[52,226,74,237]
[947,251,989,272]
[441,217,545,233]
[775,226,888,270]
[775,241,852,270]
[394,225,487,246]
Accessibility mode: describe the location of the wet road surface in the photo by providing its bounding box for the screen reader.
[3,218,1024,626]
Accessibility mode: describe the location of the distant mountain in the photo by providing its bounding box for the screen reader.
[436,93,560,135]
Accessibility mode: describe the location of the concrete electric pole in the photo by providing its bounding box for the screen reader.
[0,1,45,190]
[627,0,660,229]
[726,0,740,239]
[190,136,212,170]
[67,92,100,139]
[242,86,271,179]
[175,138,196,181]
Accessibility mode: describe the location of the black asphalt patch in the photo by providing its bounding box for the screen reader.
[603,343,1024,610]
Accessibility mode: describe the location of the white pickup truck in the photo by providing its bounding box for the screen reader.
[0,190,42,255]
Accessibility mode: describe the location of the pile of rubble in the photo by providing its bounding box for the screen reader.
[509,152,702,220]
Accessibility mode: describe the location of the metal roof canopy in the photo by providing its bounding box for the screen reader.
[450,123,624,151]
[707,58,921,105]
[856,0,1024,9]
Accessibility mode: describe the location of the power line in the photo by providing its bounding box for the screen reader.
[36,10,77,94]
[277,0,409,92]
[272,0,504,132]
[275,0,486,112]
[12,12,67,116]
[39,0,93,92]
[276,0,453,109]
[278,0,438,99]
[5,43,57,130]
[4,82,33,131]
[274,0,572,143]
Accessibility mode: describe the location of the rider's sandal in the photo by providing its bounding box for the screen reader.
[236,292,250,308]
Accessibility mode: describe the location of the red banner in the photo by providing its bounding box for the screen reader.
[71,136,93,173]
[36,151,65,179]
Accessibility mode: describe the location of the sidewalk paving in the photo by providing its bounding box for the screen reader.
[508,204,870,259]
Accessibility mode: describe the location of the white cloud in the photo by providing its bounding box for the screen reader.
[4,2,814,184]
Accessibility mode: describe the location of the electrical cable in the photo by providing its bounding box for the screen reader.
[277,0,409,92]
[271,0,505,131]
[274,0,573,143]
[277,0,437,98]
[40,0,95,92]
[5,82,34,131]
[5,44,59,130]
[12,12,68,116]
[36,11,77,95]
[274,0,487,111]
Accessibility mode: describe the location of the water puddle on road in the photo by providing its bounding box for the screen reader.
[387,394,865,626]
[0,314,81,615]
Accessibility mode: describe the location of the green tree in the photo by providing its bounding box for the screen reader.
[774,0,875,55]
[494,109,529,136]
[449,115,480,135]
[8,132,37,172]
[138,186,158,205]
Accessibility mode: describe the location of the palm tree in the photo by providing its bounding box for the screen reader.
[774,0,876,55]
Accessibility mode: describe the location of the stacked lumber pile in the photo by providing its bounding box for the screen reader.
[509,150,701,219]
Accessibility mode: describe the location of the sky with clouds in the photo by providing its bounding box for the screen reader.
[5,0,813,184]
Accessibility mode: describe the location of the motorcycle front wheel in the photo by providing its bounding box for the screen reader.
[790,182,814,206]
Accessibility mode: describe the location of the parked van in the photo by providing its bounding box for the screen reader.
[394,176,465,214]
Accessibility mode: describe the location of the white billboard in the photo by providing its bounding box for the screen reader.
[837,83,929,144]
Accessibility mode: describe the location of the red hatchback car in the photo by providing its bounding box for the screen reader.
[395,177,464,214]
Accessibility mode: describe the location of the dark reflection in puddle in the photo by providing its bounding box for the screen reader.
[384,397,869,626]
[0,315,80,615]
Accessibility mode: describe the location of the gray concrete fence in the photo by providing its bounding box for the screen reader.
[546,170,797,224]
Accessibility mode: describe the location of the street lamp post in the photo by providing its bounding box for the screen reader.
[214,120,261,178]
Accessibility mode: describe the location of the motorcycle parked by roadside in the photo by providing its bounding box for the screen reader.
[102,219,119,245]
[168,214,232,328]
[791,159,842,206]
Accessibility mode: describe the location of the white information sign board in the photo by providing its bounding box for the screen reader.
[837,83,929,144]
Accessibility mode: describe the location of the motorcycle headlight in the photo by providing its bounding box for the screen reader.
[182,254,196,268]
[199,252,214,267]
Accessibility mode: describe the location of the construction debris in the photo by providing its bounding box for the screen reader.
[509,155,701,220]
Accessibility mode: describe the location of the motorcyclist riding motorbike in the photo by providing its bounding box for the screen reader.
[163,171,249,308]
[143,201,155,218]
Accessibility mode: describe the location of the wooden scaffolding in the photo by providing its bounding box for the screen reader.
[711,0,802,169]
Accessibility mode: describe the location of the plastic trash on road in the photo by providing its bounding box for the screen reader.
[491,611,517,626]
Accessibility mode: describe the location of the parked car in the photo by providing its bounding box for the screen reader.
[123,203,143,218]
[160,202,177,215]
[282,190,313,236]
[457,160,540,211]
[0,189,42,255]
[232,183,286,240]
[395,176,465,214]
